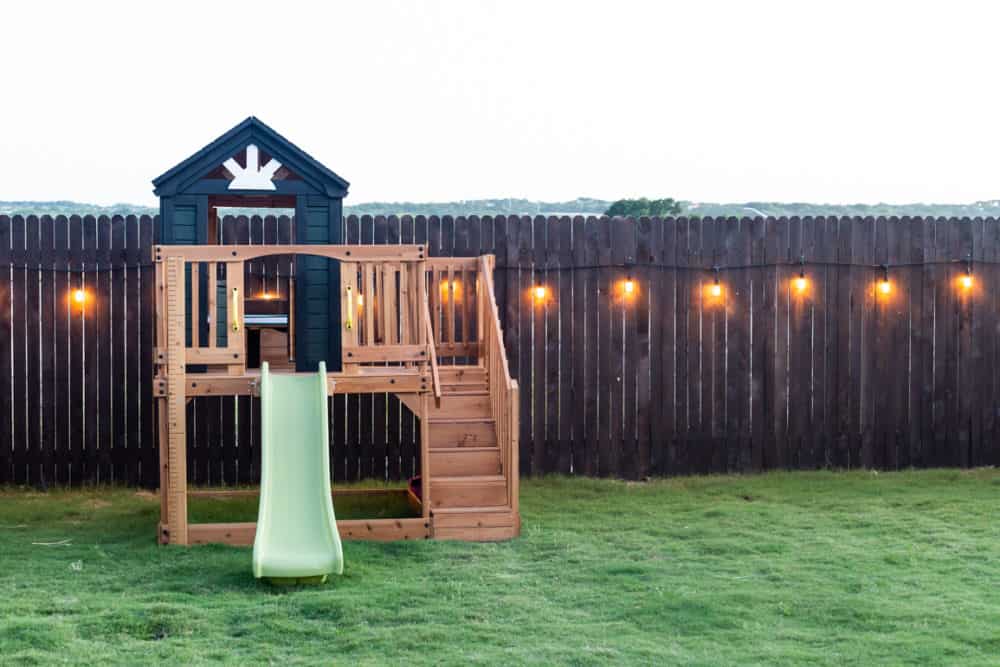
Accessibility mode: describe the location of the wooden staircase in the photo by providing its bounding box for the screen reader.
[341,252,520,541]
[426,366,519,540]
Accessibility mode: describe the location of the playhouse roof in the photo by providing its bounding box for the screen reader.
[152,117,349,198]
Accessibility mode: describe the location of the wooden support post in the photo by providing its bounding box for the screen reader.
[364,263,375,344]
[157,396,169,543]
[207,262,217,348]
[288,279,296,361]
[421,392,431,519]
[417,262,427,346]
[165,257,189,545]
[190,263,199,346]
[510,382,520,525]
[226,261,245,376]
[399,263,411,347]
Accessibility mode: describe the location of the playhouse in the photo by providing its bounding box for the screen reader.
[151,118,520,546]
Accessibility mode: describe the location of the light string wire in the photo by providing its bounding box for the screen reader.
[2,258,979,275]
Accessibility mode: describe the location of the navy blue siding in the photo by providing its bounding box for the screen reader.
[295,199,342,372]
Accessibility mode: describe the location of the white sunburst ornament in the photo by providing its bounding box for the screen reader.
[224,144,282,190]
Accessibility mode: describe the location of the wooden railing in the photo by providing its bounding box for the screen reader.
[155,244,427,375]
[423,294,442,399]
[426,257,480,362]
[477,255,519,515]
[154,258,248,373]
[340,260,427,365]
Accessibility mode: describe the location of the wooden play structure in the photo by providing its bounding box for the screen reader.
[151,119,519,545]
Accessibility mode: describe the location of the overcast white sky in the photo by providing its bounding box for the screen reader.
[1,0,998,207]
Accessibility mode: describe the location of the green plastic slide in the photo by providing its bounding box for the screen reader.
[252,361,344,584]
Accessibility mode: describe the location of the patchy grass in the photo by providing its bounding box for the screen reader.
[1,470,998,665]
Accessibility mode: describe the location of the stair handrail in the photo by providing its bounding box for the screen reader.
[422,293,442,399]
[479,255,514,390]
[478,255,519,519]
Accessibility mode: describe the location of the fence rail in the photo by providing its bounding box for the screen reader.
[2,213,999,487]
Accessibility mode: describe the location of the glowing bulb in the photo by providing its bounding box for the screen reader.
[260,292,273,300]
[879,280,891,295]
[356,295,363,306]
[794,275,807,292]
[709,282,722,298]
[73,289,85,304]
[961,274,973,289]
[624,278,635,295]
[534,284,546,300]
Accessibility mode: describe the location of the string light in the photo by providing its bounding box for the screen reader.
[534,282,546,300]
[624,268,635,295]
[878,265,891,295]
[709,269,722,297]
[73,289,86,304]
[794,256,807,292]
[961,255,973,290]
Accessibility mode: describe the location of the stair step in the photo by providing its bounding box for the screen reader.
[427,416,492,424]
[439,365,486,377]
[429,447,501,476]
[440,383,488,395]
[429,419,497,447]
[429,475,508,509]
[432,505,517,540]
[439,368,487,386]
[428,393,491,419]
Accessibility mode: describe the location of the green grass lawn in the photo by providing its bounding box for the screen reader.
[1,470,998,665]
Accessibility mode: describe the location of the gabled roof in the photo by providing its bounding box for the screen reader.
[152,117,349,198]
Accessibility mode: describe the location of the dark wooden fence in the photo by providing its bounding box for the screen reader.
[2,213,999,487]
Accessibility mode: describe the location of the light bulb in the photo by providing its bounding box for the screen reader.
[73,289,85,304]
[534,284,546,300]
[624,278,634,295]
[794,275,807,292]
[961,274,973,289]
[709,282,722,298]
[879,280,891,295]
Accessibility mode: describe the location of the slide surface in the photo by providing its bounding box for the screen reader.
[252,361,344,582]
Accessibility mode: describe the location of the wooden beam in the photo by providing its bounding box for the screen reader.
[188,487,412,499]
[187,348,245,365]
[333,373,428,394]
[154,244,426,263]
[154,370,430,397]
[157,396,169,544]
[165,257,189,545]
[226,261,246,376]
[420,393,432,518]
[397,392,421,414]
[342,344,430,363]
[435,342,481,356]
[426,257,478,270]
[188,518,431,546]
[207,262,217,348]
